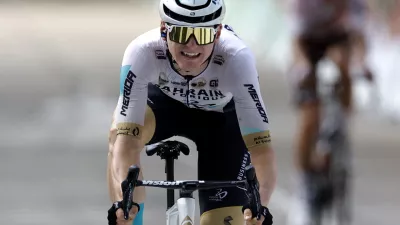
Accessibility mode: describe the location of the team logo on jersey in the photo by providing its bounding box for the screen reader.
[159,72,169,85]
[213,55,225,66]
[155,50,166,60]
[190,12,195,16]
[155,84,226,101]
[209,78,219,88]
[171,80,187,86]
[120,71,137,116]
[191,78,206,88]
[244,84,269,123]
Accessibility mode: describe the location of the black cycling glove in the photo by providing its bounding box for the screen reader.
[242,204,273,225]
[107,201,141,225]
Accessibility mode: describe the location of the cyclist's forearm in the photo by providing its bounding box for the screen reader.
[108,135,145,203]
[249,145,277,206]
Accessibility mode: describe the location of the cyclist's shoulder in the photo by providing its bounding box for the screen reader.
[124,27,166,57]
[215,24,253,60]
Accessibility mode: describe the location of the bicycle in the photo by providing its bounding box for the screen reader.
[305,75,352,225]
[118,138,264,225]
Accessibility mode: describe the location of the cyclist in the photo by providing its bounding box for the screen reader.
[107,1,276,225]
[284,0,371,224]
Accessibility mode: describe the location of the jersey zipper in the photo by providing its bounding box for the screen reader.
[184,76,194,107]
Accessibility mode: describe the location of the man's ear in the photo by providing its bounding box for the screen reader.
[160,21,167,40]
[215,24,223,41]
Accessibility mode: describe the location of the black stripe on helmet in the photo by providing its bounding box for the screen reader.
[174,0,211,10]
[163,4,222,24]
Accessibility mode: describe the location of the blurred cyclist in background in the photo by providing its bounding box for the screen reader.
[284,0,373,224]
[348,0,374,83]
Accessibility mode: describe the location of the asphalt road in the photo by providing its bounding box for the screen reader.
[1,2,399,225]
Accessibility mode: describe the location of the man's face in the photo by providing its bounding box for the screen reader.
[165,24,222,72]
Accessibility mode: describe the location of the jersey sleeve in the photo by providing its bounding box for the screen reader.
[224,48,272,149]
[114,40,155,138]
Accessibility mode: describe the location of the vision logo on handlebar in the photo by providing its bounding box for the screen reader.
[141,180,184,185]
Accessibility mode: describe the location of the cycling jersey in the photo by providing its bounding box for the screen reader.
[114,25,271,148]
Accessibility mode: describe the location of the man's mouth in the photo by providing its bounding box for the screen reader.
[181,51,201,58]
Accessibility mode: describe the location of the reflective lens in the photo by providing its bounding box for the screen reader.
[166,25,217,45]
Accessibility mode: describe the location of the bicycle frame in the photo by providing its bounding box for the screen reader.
[166,197,195,225]
[130,179,247,225]
[165,154,195,225]
[143,139,198,225]
[134,179,247,225]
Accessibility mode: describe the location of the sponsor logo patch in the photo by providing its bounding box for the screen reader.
[209,78,219,88]
[237,152,249,180]
[155,50,166,59]
[213,55,225,65]
[209,188,228,202]
[116,122,142,138]
[191,78,206,88]
[243,131,271,148]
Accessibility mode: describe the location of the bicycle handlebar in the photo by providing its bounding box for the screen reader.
[136,180,247,190]
[121,164,263,220]
[121,165,140,220]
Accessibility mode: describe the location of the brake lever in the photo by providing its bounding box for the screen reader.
[122,165,140,220]
[244,164,262,220]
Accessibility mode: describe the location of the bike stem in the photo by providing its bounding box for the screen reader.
[165,157,175,209]
[148,140,190,210]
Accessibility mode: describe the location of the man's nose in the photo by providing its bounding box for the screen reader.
[185,35,198,48]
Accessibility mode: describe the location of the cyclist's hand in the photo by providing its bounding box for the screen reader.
[115,206,138,225]
[244,208,264,225]
[108,201,140,225]
[242,206,273,225]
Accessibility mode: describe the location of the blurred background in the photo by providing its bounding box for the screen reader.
[1,0,399,224]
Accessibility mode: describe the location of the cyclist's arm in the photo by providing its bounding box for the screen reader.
[224,48,277,206]
[107,40,154,204]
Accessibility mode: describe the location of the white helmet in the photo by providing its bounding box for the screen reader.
[159,0,226,27]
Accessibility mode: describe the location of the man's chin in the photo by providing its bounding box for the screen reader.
[179,63,201,72]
